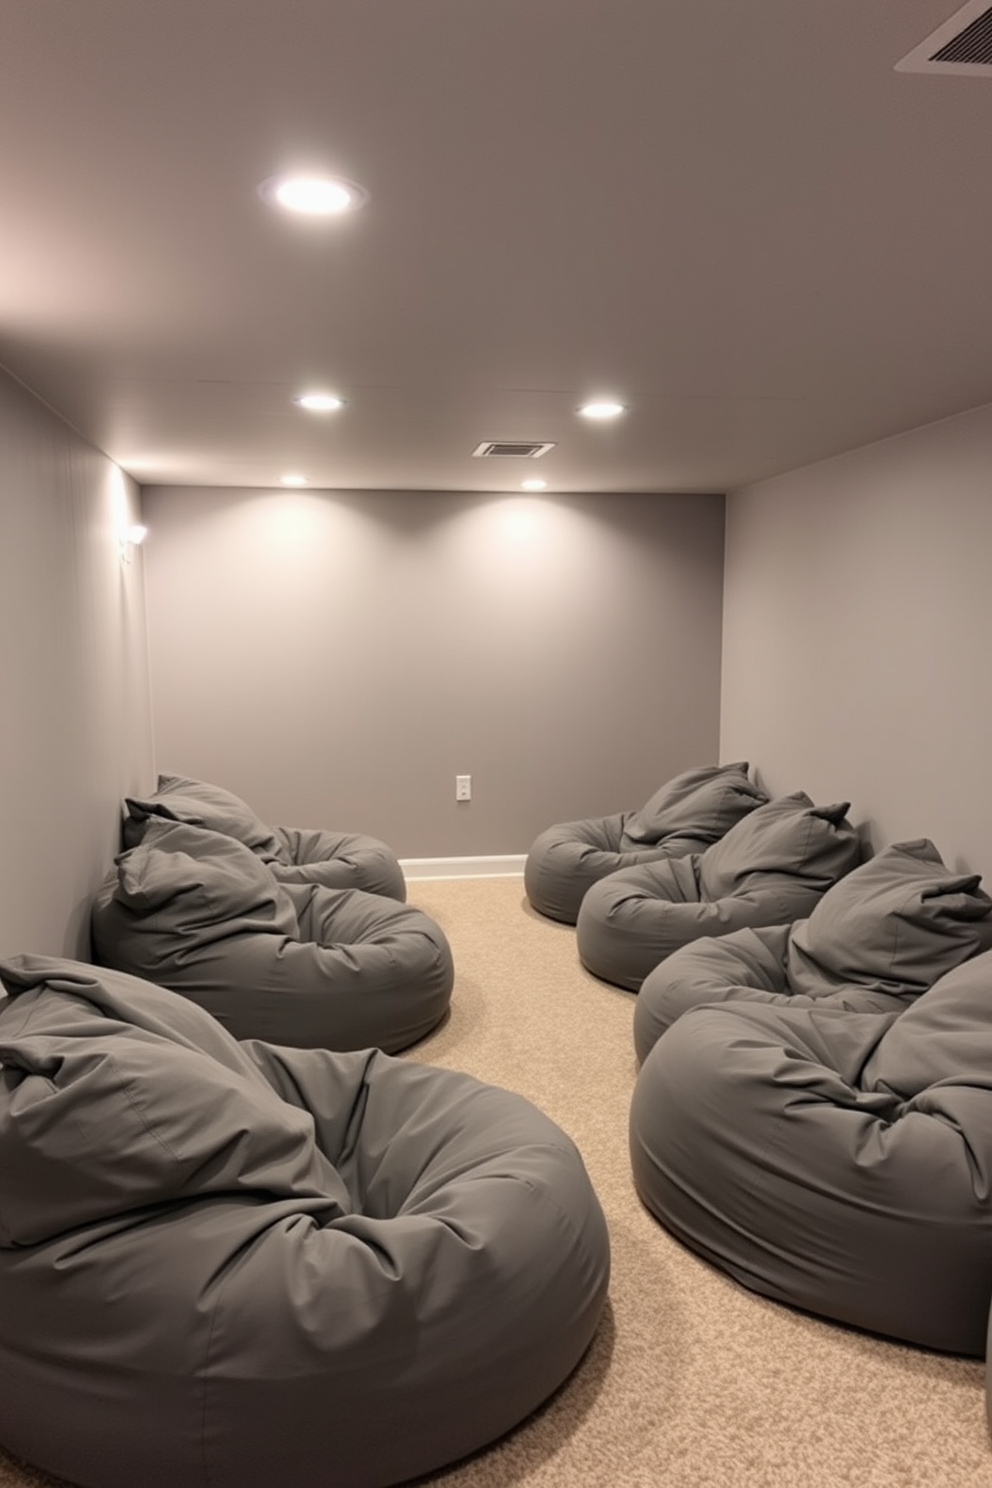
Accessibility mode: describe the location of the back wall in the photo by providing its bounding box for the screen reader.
[141,485,726,858]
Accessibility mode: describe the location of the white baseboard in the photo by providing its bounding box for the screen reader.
[401,854,526,881]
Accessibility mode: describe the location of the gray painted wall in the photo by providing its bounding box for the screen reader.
[141,485,727,857]
[0,367,154,958]
[721,399,992,876]
[5,352,992,955]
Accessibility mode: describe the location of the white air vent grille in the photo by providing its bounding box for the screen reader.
[896,0,992,73]
[472,440,555,459]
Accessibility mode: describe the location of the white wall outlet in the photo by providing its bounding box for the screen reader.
[455,774,472,801]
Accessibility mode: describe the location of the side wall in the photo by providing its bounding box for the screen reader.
[141,486,726,857]
[720,400,992,874]
[0,368,154,957]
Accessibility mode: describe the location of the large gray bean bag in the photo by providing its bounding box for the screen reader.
[524,762,768,924]
[629,945,992,1355]
[125,772,406,900]
[92,818,452,1052]
[0,955,610,1488]
[577,791,862,993]
[633,838,992,1063]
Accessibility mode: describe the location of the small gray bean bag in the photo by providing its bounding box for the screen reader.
[577,791,862,993]
[125,772,406,901]
[633,838,992,1063]
[524,762,769,924]
[0,955,610,1488]
[629,944,992,1355]
[92,818,452,1052]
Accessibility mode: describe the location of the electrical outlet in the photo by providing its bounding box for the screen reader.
[455,774,472,801]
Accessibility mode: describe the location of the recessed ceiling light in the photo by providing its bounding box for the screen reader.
[280,473,309,487]
[521,478,548,491]
[294,392,347,412]
[260,174,369,216]
[577,400,626,420]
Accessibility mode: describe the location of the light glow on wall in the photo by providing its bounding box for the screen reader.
[490,497,548,551]
[111,464,147,564]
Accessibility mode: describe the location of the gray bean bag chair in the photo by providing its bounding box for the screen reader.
[125,772,406,901]
[524,762,768,924]
[633,838,992,1063]
[577,791,862,993]
[92,818,452,1052]
[0,955,610,1488]
[629,944,992,1355]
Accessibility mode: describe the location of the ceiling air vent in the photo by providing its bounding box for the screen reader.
[896,0,992,74]
[472,440,556,459]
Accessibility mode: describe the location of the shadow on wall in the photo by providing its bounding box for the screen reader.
[62,894,95,962]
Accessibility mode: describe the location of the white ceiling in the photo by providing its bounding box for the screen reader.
[2,0,992,495]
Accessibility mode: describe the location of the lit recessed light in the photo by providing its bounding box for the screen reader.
[280,473,309,487]
[577,400,626,420]
[294,392,347,412]
[521,478,548,491]
[260,174,369,216]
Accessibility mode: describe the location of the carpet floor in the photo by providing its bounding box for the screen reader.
[402,876,990,1488]
[0,874,987,1488]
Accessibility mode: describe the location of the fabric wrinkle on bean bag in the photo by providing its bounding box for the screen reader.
[124,772,407,901]
[523,762,769,925]
[577,791,862,993]
[633,837,992,1062]
[91,818,452,1052]
[0,955,610,1488]
[629,943,992,1355]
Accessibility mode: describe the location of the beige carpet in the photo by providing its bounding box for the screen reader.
[1,875,988,1488]
[404,878,990,1488]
